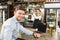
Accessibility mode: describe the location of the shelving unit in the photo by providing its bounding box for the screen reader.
[57,9,60,28]
[46,9,56,28]
[45,9,57,36]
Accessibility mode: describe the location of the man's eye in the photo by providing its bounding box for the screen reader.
[23,14,25,15]
[19,13,25,15]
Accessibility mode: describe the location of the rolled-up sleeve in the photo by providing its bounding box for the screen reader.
[1,25,12,40]
[19,24,33,35]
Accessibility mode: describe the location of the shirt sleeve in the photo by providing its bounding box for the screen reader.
[18,23,33,35]
[1,25,12,40]
[33,14,39,19]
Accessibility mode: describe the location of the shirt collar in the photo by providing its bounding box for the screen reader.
[12,16,18,23]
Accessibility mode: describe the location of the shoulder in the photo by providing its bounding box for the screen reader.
[3,17,13,26]
[2,17,14,30]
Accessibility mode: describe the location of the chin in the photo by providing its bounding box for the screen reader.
[17,18,21,20]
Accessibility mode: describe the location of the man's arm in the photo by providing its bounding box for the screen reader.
[1,25,12,40]
[19,24,33,35]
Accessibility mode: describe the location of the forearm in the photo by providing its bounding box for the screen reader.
[19,25,33,35]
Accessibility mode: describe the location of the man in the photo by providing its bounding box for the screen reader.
[1,5,40,40]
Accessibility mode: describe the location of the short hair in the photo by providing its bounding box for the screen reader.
[14,4,25,11]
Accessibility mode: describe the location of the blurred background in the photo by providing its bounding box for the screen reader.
[0,0,60,40]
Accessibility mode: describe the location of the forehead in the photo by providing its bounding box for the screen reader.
[16,10,25,14]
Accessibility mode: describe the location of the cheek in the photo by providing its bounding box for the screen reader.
[23,15,24,17]
[18,14,24,18]
[21,16,24,19]
[15,13,19,17]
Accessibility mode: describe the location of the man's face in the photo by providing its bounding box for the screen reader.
[14,10,25,21]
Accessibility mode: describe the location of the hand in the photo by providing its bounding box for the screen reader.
[33,32,41,38]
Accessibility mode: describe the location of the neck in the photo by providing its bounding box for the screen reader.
[14,16,19,21]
